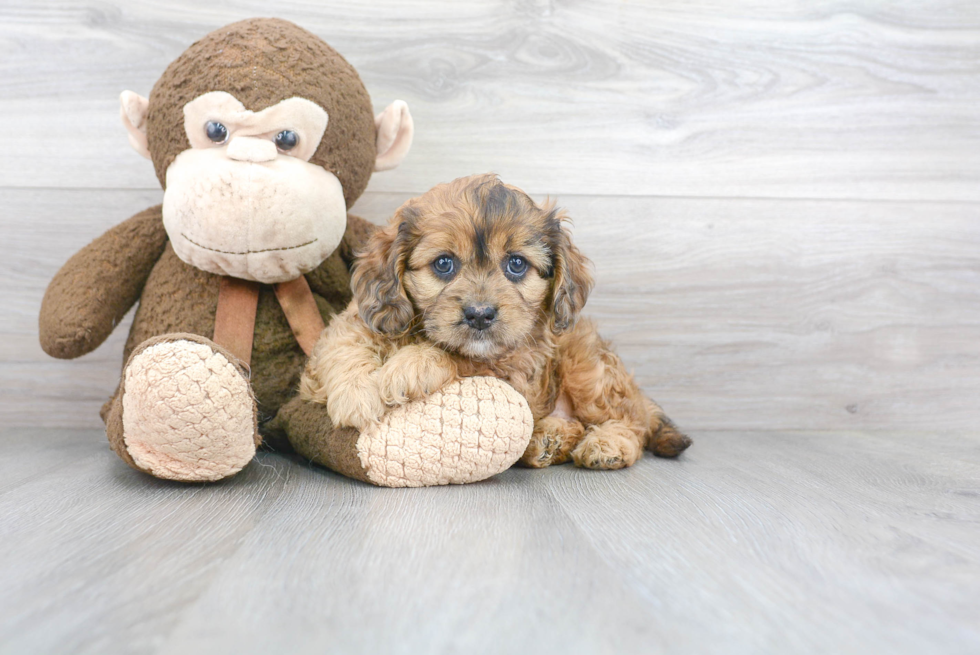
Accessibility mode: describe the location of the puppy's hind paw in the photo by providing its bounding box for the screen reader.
[520,416,585,468]
[572,421,644,470]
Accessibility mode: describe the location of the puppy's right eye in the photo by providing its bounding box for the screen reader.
[432,255,456,278]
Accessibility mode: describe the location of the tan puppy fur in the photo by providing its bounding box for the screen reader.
[301,174,691,469]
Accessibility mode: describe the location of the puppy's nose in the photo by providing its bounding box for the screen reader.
[463,305,497,331]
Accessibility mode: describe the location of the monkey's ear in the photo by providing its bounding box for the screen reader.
[119,91,151,160]
[351,220,415,335]
[374,100,414,172]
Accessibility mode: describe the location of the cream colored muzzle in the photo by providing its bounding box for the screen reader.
[162,146,347,284]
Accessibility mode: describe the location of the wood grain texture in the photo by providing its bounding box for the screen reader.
[6,188,978,432]
[1,1,979,199]
[545,430,980,654]
[0,428,977,654]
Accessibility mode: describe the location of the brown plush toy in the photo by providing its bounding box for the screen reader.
[39,18,532,485]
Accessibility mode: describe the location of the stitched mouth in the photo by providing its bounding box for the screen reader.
[181,233,318,255]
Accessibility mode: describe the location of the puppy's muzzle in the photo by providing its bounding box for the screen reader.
[463,305,497,331]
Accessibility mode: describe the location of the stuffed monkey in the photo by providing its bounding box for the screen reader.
[39,18,532,485]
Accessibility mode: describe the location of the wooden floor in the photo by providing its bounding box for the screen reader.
[2,1,980,653]
[1,428,977,654]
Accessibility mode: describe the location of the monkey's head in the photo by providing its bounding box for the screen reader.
[119,18,412,284]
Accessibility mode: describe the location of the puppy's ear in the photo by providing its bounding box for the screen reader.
[351,217,415,335]
[548,212,594,334]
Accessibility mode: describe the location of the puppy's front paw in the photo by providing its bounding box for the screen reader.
[377,359,416,407]
[572,421,644,470]
[521,416,585,468]
[328,379,386,431]
[377,345,455,407]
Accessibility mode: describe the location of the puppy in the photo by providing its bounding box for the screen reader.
[301,174,691,469]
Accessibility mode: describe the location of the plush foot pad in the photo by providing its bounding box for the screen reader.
[121,339,257,482]
[357,377,533,487]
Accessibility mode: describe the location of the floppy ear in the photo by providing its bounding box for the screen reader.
[351,219,415,335]
[548,214,594,334]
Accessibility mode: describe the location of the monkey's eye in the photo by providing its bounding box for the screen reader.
[275,130,299,151]
[205,121,228,144]
[505,254,528,280]
[432,255,456,278]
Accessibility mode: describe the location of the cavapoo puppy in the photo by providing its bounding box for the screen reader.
[301,174,690,469]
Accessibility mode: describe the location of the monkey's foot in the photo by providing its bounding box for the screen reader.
[108,334,259,482]
[357,377,533,487]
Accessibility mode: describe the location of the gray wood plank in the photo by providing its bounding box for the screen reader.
[0,428,977,654]
[544,430,980,654]
[0,428,99,495]
[1,1,979,199]
[5,188,978,432]
[155,463,661,655]
[0,432,293,655]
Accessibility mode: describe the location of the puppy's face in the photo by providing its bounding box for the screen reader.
[352,174,593,359]
[401,191,553,359]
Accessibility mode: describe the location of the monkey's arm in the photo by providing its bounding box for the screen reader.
[306,213,379,305]
[39,205,169,359]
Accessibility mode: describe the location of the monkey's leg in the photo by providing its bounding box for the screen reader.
[272,377,533,487]
[266,396,373,484]
[103,333,259,482]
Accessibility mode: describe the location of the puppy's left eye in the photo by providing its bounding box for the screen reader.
[505,255,528,279]
[432,255,456,278]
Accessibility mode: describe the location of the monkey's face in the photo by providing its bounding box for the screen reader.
[161,92,345,284]
[120,18,415,285]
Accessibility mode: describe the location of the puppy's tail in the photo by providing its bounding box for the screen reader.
[644,397,692,458]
